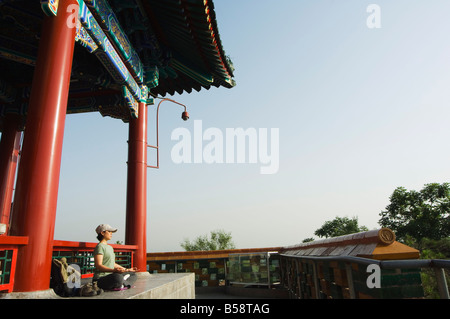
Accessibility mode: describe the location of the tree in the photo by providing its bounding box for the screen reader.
[379,183,450,244]
[180,229,236,251]
[314,216,368,238]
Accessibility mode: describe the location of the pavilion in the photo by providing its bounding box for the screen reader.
[0,0,235,294]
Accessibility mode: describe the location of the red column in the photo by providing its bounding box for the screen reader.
[125,102,148,272]
[9,0,77,292]
[0,116,22,235]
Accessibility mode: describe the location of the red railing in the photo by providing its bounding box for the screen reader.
[52,240,138,278]
[0,236,28,293]
[0,237,138,292]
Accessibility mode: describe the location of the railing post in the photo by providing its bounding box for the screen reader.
[435,268,450,299]
[295,259,302,299]
[285,258,291,297]
[267,252,271,289]
[345,263,356,299]
[312,260,320,299]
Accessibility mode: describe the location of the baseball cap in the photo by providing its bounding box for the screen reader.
[95,224,118,234]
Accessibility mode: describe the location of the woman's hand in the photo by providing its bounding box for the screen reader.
[114,266,127,273]
[114,266,138,273]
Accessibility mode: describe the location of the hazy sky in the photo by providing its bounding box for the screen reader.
[49,1,450,252]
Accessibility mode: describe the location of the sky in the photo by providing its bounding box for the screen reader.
[47,1,450,252]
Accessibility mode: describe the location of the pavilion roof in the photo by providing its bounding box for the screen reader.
[139,0,235,96]
[280,229,420,260]
[0,0,235,127]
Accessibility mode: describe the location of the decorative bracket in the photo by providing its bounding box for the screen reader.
[75,22,98,53]
[40,0,59,17]
[123,86,138,119]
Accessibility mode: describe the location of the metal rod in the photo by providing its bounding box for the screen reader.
[147,98,188,169]
[435,268,450,299]
[279,254,380,266]
[380,259,431,269]
[431,259,450,268]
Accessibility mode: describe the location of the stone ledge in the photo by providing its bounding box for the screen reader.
[0,273,195,299]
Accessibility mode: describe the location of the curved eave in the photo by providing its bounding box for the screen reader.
[143,0,235,96]
[205,0,235,78]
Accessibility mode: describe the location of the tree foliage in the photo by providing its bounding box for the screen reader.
[314,216,368,238]
[379,183,450,243]
[181,229,236,251]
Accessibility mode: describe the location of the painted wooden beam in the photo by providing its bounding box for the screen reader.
[83,0,144,84]
[77,0,147,117]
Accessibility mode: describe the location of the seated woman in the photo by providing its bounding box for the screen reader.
[93,224,138,290]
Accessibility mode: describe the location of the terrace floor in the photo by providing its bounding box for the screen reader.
[1,273,195,299]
